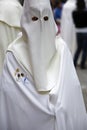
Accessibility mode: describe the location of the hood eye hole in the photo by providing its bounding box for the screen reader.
[32,16,38,21]
[21,73,24,77]
[17,73,20,77]
[44,16,49,21]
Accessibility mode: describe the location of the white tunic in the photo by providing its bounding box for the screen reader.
[0,36,87,130]
[0,0,22,74]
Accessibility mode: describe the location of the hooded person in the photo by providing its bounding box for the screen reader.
[0,0,22,75]
[61,0,76,56]
[0,0,87,130]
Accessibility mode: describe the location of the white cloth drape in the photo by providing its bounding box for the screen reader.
[0,0,22,74]
[0,35,87,130]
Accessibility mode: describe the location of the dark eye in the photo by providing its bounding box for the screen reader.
[17,73,20,78]
[32,16,38,21]
[44,16,49,21]
[21,73,24,77]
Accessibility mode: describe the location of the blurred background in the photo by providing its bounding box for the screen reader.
[50,0,87,111]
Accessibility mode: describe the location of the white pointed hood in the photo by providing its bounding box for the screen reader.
[20,0,57,91]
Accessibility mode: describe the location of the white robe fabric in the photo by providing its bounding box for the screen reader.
[61,0,76,56]
[0,0,22,74]
[0,35,87,130]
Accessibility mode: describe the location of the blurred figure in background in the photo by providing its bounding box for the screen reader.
[72,0,87,69]
[50,0,56,9]
[53,0,63,34]
[61,0,76,56]
[0,0,22,75]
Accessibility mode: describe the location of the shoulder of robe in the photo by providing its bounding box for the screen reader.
[7,35,70,76]
[7,34,32,75]
[55,35,69,51]
[0,2,22,27]
[55,35,72,60]
[8,33,25,52]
